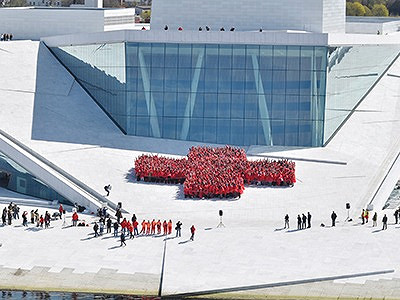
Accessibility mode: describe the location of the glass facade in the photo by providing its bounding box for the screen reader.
[50,41,400,147]
[324,45,400,143]
[51,43,327,147]
[0,152,72,205]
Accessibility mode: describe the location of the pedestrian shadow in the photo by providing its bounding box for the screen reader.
[164,236,176,241]
[101,235,117,240]
[372,229,383,233]
[108,245,122,250]
[152,234,167,238]
[204,227,213,231]
[274,227,286,232]
[178,239,191,244]
[14,225,24,228]
[286,228,303,233]
[80,233,96,241]
[24,227,42,232]
[61,225,74,229]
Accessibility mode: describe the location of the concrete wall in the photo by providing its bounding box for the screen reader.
[323,0,345,33]
[150,0,344,33]
[0,7,104,40]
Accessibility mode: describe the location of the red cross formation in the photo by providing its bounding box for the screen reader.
[134,146,296,199]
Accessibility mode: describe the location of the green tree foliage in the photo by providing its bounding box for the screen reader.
[364,5,373,15]
[347,1,367,15]
[388,0,400,15]
[372,3,390,15]
[4,0,27,6]
[140,10,151,19]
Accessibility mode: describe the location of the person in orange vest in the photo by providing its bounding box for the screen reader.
[146,220,151,235]
[167,220,173,234]
[190,225,196,241]
[127,221,134,239]
[151,219,156,235]
[72,212,78,226]
[121,218,128,235]
[133,220,139,236]
[162,220,168,235]
[157,220,161,234]
[140,220,146,235]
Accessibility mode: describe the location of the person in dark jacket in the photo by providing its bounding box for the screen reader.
[297,215,301,230]
[106,218,112,234]
[284,214,289,229]
[120,232,126,247]
[382,214,388,230]
[302,214,307,229]
[307,212,312,228]
[175,221,182,237]
[113,221,119,237]
[331,211,337,227]
[93,222,99,237]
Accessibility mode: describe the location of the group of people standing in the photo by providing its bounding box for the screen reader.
[0,33,12,41]
[92,209,196,247]
[134,145,296,200]
[2,202,65,229]
[283,212,312,229]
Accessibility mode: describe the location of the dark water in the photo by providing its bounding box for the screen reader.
[0,291,160,300]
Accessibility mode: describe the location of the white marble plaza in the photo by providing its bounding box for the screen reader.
[0,39,400,297]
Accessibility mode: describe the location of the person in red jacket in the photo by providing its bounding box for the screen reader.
[127,221,134,239]
[156,220,161,234]
[190,225,196,241]
[58,204,63,220]
[151,219,156,235]
[121,218,128,235]
[146,220,151,235]
[133,220,139,236]
[167,220,173,234]
[72,212,78,226]
[140,220,146,235]
[162,220,168,235]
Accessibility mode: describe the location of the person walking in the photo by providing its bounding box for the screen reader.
[361,209,365,225]
[93,222,99,237]
[120,232,126,247]
[307,212,312,228]
[190,225,196,241]
[297,215,301,230]
[140,220,146,235]
[106,218,112,234]
[394,209,399,224]
[365,210,369,223]
[284,214,289,229]
[382,214,388,230]
[175,221,182,237]
[372,212,377,227]
[331,211,337,227]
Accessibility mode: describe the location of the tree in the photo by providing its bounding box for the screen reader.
[140,10,151,20]
[4,0,27,6]
[364,5,373,15]
[346,1,367,15]
[388,0,400,15]
[372,3,389,15]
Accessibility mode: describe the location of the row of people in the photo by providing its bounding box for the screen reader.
[163,26,265,32]
[0,33,13,41]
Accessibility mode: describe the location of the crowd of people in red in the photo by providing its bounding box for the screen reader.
[134,146,296,199]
